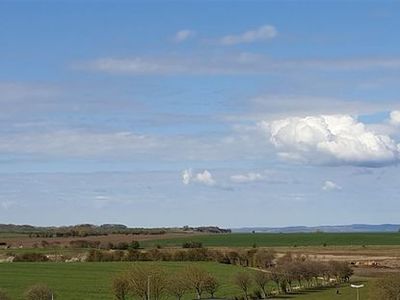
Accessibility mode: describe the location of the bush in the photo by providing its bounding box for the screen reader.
[14,253,49,262]
[129,240,140,249]
[112,274,130,300]
[24,284,55,300]
[86,249,114,262]
[182,241,203,248]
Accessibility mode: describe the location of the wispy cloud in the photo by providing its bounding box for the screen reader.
[219,25,277,45]
[76,54,400,75]
[173,29,196,42]
[0,130,159,158]
[0,128,271,163]
[0,82,58,102]
[230,172,264,183]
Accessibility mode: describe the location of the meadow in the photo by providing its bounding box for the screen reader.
[0,261,369,300]
[141,232,400,248]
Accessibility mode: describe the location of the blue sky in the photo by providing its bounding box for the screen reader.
[1,1,400,227]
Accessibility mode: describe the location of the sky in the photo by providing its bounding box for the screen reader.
[1,1,400,227]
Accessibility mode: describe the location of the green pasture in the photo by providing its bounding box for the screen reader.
[0,261,370,300]
[142,232,400,248]
[0,261,252,300]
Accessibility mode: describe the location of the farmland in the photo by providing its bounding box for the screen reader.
[141,232,400,248]
[0,232,397,299]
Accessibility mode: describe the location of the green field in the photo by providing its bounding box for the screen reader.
[0,261,370,300]
[0,262,253,300]
[142,232,400,248]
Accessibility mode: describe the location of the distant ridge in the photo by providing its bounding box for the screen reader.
[232,224,400,233]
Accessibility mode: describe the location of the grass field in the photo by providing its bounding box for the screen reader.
[0,261,370,300]
[141,232,400,248]
[0,262,253,300]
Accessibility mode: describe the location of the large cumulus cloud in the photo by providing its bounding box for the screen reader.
[261,114,400,167]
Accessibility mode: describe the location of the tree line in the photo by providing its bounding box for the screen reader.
[111,255,354,300]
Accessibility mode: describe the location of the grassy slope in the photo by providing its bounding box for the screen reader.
[0,261,370,300]
[142,232,400,248]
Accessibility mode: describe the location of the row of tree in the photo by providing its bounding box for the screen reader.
[111,256,354,300]
[8,247,274,263]
[86,248,276,265]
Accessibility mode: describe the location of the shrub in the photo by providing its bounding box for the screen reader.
[24,284,55,300]
[129,240,140,249]
[182,241,203,248]
[14,253,49,262]
[112,274,130,300]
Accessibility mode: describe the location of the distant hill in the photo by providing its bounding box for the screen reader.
[0,224,230,235]
[232,224,400,233]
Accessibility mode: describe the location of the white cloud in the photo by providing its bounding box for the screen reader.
[390,110,400,125]
[174,29,196,42]
[262,114,400,167]
[182,169,216,186]
[322,180,342,191]
[220,25,277,45]
[230,172,264,183]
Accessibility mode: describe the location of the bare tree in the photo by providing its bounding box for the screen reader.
[167,271,190,300]
[328,261,353,283]
[127,265,167,300]
[204,275,220,299]
[233,272,252,300]
[254,249,276,269]
[253,271,270,298]
[184,266,209,299]
[112,273,130,300]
